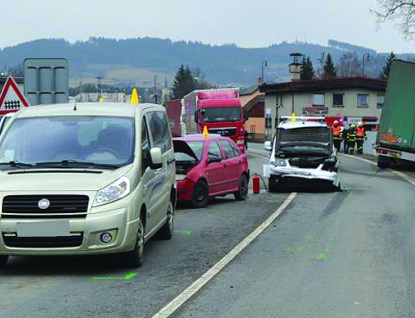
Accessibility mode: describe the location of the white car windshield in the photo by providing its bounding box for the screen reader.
[0,116,135,168]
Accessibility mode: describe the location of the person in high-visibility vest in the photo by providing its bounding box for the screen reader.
[331,120,342,151]
[356,122,366,154]
[347,124,357,154]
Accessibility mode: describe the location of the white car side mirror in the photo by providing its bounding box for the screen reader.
[264,141,272,151]
[150,147,162,169]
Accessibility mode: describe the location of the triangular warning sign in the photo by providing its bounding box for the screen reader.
[0,76,29,115]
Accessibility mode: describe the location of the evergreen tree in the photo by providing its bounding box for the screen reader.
[322,53,337,78]
[300,56,315,80]
[171,65,196,99]
[379,52,396,79]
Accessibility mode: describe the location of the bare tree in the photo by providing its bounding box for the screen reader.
[375,0,415,38]
[337,53,361,77]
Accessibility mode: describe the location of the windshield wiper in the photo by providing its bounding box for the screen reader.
[34,160,120,169]
[0,161,34,168]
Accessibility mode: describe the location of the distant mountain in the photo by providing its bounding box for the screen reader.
[0,37,412,86]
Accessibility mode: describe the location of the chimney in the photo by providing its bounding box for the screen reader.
[289,53,302,81]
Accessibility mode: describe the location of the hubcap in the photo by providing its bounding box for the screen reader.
[196,185,205,202]
[167,202,174,232]
[137,219,144,257]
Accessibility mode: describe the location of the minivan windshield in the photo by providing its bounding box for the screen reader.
[0,116,135,168]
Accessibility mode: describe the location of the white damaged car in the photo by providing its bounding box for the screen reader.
[263,117,340,192]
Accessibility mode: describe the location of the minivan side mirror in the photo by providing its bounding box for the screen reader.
[150,147,163,169]
[264,141,272,151]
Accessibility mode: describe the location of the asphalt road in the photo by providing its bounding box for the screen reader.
[170,153,415,318]
[2,145,415,318]
[0,145,275,318]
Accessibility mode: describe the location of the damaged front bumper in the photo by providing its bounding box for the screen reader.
[263,162,340,188]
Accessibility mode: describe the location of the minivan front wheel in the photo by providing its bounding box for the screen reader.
[122,218,144,268]
[0,255,8,268]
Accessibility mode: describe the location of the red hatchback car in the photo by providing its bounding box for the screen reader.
[173,134,249,208]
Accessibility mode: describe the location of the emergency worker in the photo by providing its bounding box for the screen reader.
[331,120,342,151]
[343,125,349,154]
[347,124,357,154]
[356,122,366,154]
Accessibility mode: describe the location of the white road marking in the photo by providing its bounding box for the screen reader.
[340,153,415,188]
[151,192,297,318]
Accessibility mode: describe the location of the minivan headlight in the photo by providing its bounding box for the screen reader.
[273,158,287,167]
[93,177,131,207]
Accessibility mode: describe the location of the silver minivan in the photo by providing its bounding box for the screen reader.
[0,102,176,268]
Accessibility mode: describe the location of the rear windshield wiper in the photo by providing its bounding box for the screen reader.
[0,161,34,168]
[34,160,120,169]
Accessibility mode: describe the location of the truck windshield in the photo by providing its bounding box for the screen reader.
[0,116,135,167]
[201,107,241,123]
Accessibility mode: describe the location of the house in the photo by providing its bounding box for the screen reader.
[240,82,266,141]
[259,77,387,138]
[74,92,126,103]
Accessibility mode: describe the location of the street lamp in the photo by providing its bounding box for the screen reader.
[362,54,370,77]
[261,61,268,82]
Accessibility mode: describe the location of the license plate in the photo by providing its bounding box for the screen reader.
[17,221,70,237]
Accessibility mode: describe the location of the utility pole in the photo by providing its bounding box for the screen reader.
[154,75,158,104]
[96,76,103,101]
[261,61,268,82]
[362,53,370,77]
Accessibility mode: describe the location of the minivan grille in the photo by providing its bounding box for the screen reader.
[2,234,84,248]
[2,195,89,219]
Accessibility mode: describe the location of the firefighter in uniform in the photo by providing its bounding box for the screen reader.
[331,120,342,151]
[356,122,366,154]
[347,124,357,154]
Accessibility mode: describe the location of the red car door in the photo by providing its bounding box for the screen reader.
[204,140,227,194]
[218,139,243,190]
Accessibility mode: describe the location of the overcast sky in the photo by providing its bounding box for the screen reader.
[2,0,413,53]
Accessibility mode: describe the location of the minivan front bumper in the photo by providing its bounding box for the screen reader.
[0,193,138,256]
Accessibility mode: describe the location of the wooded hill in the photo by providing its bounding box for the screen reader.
[0,37,413,86]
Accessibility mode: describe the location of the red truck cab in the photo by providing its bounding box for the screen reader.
[191,90,247,153]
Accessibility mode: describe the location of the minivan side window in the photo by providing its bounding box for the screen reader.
[219,140,236,159]
[146,111,172,153]
[141,118,151,176]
